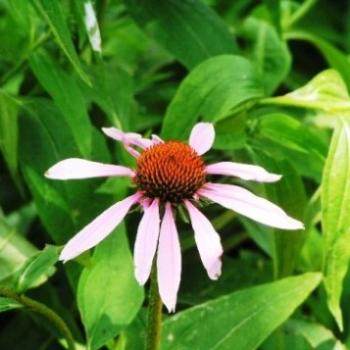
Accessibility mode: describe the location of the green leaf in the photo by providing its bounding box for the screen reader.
[0,91,20,179]
[250,152,307,278]
[30,0,90,84]
[19,98,110,244]
[0,219,37,283]
[255,113,327,180]
[78,224,144,350]
[162,273,322,350]
[263,0,281,33]
[262,69,350,114]
[125,0,237,69]
[0,297,22,313]
[161,55,263,139]
[240,17,291,94]
[14,245,59,293]
[285,318,346,349]
[30,51,92,157]
[321,119,350,331]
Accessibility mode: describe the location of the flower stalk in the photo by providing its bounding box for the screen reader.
[145,264,163,350]
[0,286,76,350]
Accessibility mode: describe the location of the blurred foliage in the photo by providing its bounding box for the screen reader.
[1,0,350,349]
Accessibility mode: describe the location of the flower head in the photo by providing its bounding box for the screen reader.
[45,123,303,312]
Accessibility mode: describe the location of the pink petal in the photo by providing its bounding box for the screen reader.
[206,162,281,182]
[102,127,152,149]
[157,203,181,312]
[151,134,164,144]
[198,183,304,230]
[189,122,215,155]
[134,199,160,285]
[59,192,142,262]
[184,200,223,280]
[45,158,134,179]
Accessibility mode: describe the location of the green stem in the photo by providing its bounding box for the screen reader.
[145,265,162,350]
[284,0,318,28]
[0,286,76,350]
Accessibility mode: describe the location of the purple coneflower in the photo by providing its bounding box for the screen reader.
[45,123,303,311]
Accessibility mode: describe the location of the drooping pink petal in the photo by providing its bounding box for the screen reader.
[45,158,135,179]
[157,203,181,312]
[102,127,152,149]
[206,162,281,182]
[134,199,160,285]
[184,200,223,280]
[198,183,304,230]
[59,192,142,262]
[189,122,215,155]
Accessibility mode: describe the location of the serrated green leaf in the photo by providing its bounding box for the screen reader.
[161,55,263,139]
[31,0,90,84]
[322,119,350,331]
[162,273,322,350]
[78,224,144,350]
[125,0,237,69]
[14,245,59,293]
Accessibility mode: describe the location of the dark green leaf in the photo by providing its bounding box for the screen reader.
[31,0,90,84]
[30,51,92,157]
[125,0,237,69]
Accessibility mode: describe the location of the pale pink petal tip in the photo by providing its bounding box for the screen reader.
[199,183,304,231]
[59,192,141,262]
[206,162,282,183]
[134,199,160,285]
[102,127,152,149]
[189,122,215,155]
[45,158,134,180]
[184,200,223,280]
[157,203,181,313]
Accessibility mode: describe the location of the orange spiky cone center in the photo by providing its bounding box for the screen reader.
[135,141,205,203]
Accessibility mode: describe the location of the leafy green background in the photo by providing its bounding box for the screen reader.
[1,0,350,349]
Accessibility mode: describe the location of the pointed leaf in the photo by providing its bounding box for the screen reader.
[322,120,350,331]
[162,273,321,350]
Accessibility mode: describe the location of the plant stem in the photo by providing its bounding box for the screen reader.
[285,0,318,28]
[0,286,76,350]
[145,265,162,350]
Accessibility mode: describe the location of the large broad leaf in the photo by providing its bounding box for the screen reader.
[125,0,237,69]
[0,91,19,179]
[30,0,90,84]
[321,119,350,331]
[240,17,290,94]
[263,0,281,33]
[78,224,144,350]
[161,55,263,139]
[162,273,321,350]
[30,51,92,157]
